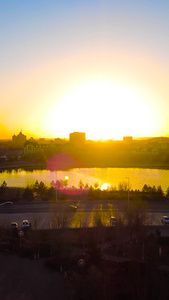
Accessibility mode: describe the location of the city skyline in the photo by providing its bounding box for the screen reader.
[1,1,169,140]
[1,129,169,143]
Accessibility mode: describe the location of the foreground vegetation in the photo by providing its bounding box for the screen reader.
[0,177,169,299]
[0,216,169,299]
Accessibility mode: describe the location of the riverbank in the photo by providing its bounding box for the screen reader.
[1,161,169,171]
[0,161,46,171]
[0,183,167,204]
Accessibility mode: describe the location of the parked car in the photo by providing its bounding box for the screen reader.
[110,216,117,226]
[10,222,18,230]
[161,216,169,225]
[21,220,31,230]
[0,201,13,207]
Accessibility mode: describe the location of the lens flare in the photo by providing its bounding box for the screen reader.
[47,153,86,195]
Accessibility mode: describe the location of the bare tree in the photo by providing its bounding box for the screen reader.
[122,200,148,241]
[50,212,70,229]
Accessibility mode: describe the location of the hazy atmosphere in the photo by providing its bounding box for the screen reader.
[1,0,169,140]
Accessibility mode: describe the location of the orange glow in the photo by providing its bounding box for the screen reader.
[39,80,162,140]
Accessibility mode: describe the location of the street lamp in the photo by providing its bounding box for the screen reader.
[126,177,129,205]
[55,171,57,202]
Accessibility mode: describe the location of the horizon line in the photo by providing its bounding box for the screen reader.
[1,135,169,142]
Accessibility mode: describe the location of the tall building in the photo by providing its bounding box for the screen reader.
[69,132,86,146]
[123,136,133,144]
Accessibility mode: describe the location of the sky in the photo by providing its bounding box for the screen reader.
[1,0,169,140]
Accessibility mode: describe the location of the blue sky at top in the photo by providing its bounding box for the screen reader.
[1,0,169,139]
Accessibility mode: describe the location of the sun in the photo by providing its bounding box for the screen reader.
[39,80,159,140]
[101,183,109,190]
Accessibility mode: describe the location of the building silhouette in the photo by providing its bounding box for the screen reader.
[69,132,86,147]
[12,131,26,147]
[123,136,133,143]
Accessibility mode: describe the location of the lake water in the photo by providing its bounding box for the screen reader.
[1,168,169,192]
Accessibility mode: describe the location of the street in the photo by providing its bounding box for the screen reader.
[0,200,169,229]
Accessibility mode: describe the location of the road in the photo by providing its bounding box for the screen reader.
[0,200,169,229]
[1,199,169,212]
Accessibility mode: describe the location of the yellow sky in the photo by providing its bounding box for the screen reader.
[1,2,169,140]
[1,50,168,141]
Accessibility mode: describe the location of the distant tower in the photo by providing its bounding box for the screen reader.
[12,131,26,147]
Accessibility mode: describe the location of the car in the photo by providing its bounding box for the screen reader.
[161,216,169,225]
[0,201,13,207]
[10,222,18,230]
[68,205,78,212]
[110,216,117,226]
[21,220,31,230]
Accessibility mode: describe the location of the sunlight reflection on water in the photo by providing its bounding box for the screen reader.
[0,168,169,191]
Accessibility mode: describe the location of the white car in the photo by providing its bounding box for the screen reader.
[0,201,13,207]
[161,216,169,225]
[21,220,31,230]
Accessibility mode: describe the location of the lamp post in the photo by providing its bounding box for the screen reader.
[55,171,57,202]
[126,177,129,206]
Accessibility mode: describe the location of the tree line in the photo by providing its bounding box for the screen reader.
[0,179,169,202]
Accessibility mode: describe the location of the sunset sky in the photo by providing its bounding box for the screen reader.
[1,0,169,140]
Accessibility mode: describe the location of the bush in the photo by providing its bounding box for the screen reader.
[22,188,34,201]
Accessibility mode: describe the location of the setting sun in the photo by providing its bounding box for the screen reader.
[39,80,161,140]
[101,183,109,191]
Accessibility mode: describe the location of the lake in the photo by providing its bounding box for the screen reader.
[1,168,169,192]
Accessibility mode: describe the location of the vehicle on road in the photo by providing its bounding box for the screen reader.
[68,205,78,212]
[10,222,18,230]
[161,216,169,225]
[0,201,13,207]
[21,220,31,230]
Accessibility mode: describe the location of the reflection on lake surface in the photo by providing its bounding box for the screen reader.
[1,168,169,192]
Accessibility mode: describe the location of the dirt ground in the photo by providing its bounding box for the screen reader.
[0,253,72,300]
